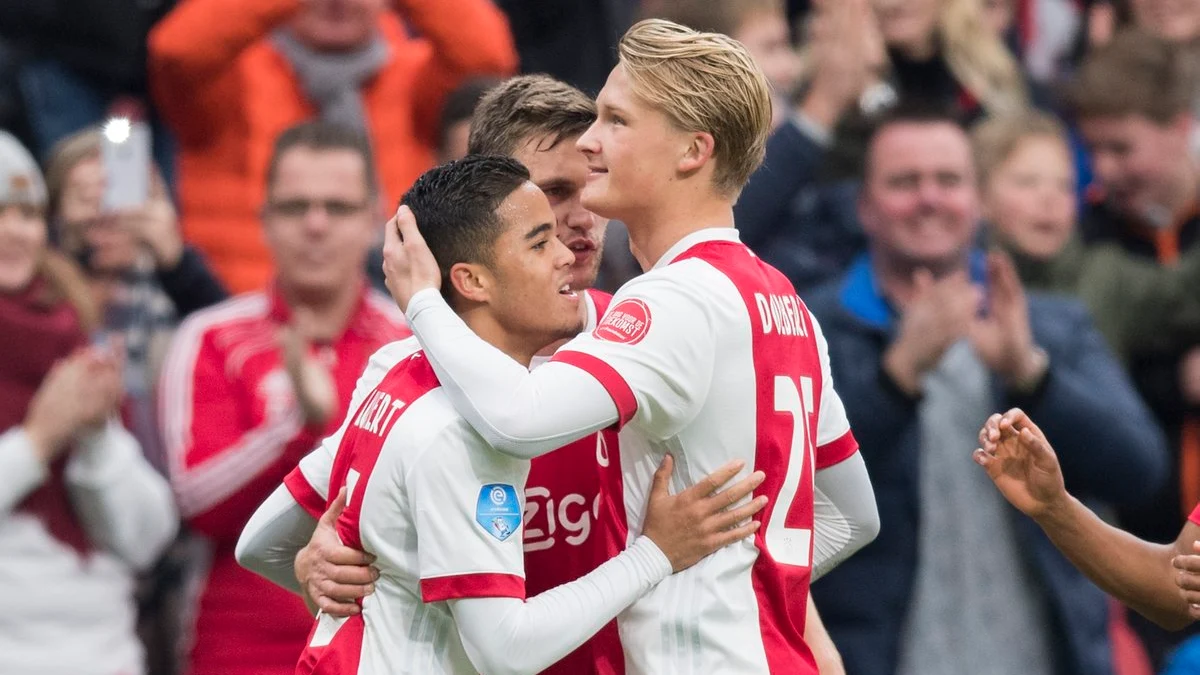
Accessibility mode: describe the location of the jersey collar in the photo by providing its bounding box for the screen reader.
[652,227,742,270]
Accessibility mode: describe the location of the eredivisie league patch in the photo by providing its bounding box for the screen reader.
[476,483,521,541]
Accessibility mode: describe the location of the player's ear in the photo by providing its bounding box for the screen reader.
[677,131,715,175]
[448,262,492,305]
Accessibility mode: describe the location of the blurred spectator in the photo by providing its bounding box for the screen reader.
[495,0,636,95]
[438,76,502,163]
[974,110,1200,366]
[157,123,409,675]
[804,107,1169,675]
[734,0,1033,291]
[642,0,803,129]
[0,130,178,675]
[41,129,231,673]
[732,0,881,292]
[0,0,177,179]
[148,0,518,294]
[43,128,228,470]
[1068,27,1200,666]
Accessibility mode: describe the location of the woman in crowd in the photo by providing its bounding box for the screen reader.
[0,129,177,675]
[43,128,228,471]
[974,109,1200,366]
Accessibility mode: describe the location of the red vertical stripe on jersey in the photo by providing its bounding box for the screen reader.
[676,242,820,675]
[293,352,442,671]
[328,353,441,551]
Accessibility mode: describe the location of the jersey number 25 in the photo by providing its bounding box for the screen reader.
[766,375,815,568]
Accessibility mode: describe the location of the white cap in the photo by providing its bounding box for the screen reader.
[0,131,47,207]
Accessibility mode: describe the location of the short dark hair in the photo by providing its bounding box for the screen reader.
[862,102,967,179]
[468,75,597,157]
[400,154,531,304]
[1067,29,1194,124]
[266,121,377,196]
[439,77,504,153]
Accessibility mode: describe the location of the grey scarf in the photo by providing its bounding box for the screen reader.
[272,29,390,132]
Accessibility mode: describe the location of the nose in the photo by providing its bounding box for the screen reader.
[563,197,594,233]
[301,204,332,235]
[576,121,600,156]
[551,236,574,269]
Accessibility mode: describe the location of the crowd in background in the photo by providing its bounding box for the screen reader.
[0,0,1199,674]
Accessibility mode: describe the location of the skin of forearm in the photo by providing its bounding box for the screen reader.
[1036,495,1190,630]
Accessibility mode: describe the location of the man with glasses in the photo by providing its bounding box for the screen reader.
[157,122,411,675]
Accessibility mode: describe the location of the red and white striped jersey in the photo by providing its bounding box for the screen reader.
[284,290,631,674]
[158,283,409,675]
[552,228,858,674]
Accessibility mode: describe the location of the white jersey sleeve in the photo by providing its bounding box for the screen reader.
[551,269,718,440]
[449,536,671,675]
[811,313,857,468]
[284,338,419,517]
[406,420,531,602]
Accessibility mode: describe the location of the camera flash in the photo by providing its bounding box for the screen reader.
[103,117,132,144]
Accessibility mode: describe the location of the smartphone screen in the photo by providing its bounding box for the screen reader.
[101,117,151,211]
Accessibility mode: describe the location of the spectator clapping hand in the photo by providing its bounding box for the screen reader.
[22,341,124,463]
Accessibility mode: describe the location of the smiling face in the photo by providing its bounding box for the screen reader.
[475,181,583,348]
[861,120,979,271]
[512,132,607,290]
[263,146,376,298]
[982,136,1077,260]
[0,203,47,294]
[576,63,701,222]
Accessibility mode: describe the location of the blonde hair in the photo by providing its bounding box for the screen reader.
[938,0,1028,114]
[618,18,772,197]
[971,110,1069,185]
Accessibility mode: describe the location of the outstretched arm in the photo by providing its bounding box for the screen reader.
[975,408,1198,630]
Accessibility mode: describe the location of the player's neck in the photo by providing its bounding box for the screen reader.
[459,307,540,368]
[622,192,734,271]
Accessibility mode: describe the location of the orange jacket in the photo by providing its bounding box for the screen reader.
[150,0,517,293]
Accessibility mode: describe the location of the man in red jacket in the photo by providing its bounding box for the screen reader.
[159,122,410,675]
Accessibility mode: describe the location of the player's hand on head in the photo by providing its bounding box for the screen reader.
[972,408,1066,519]
[382,205,442,314]
[641,455,768,573]
[1173,540,1200,619]
[296,488,379,617]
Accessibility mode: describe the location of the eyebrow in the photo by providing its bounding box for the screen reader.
[524,223,553,240]
[599,102,629,117]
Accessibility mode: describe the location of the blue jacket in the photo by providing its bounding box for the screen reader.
[805,255,1170,675]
